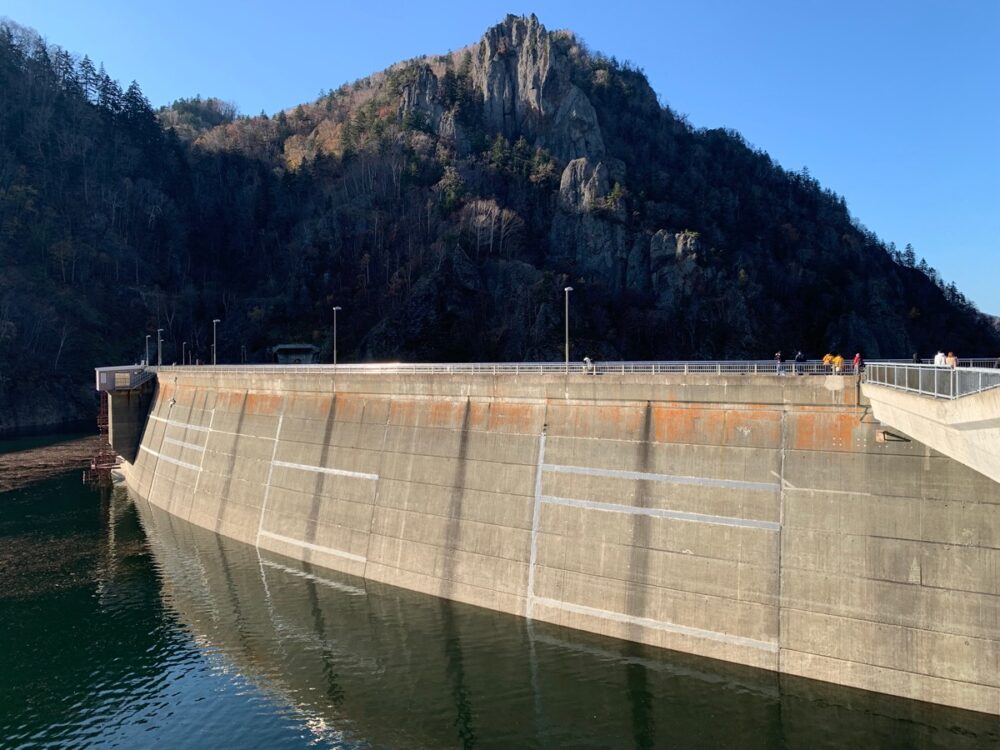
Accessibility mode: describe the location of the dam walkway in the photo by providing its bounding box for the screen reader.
[863,362,1000,484]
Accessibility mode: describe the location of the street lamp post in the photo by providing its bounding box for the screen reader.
[182,341,187,366]
[212,319,221,365]
[332,306,342,366]
[157,328,163,367]
[145,335,151,367]
[563,286,573,370]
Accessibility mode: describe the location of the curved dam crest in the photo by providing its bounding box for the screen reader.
[117,368,1000,715]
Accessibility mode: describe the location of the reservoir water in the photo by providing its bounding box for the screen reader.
[1,471,997,749]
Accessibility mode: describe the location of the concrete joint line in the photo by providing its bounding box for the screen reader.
[777,407,788,662]
[163,437,205,453]
[271,460,378,482]
[540,495,781,531]
[532,596,779,653]
[542,463,780,493]
[256,414,283,548]
[526,429,547,620]
[139,445,200,472]
[258,530,367,564]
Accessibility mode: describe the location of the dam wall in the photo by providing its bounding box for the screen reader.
[119,368,1000,714]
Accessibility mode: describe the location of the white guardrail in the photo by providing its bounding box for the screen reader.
[97,360,856,388]
[96,359,1000,396]
[865,362,1000,400]
[161,359,855,376]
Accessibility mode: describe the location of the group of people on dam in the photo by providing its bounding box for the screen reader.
[773,351,863,375]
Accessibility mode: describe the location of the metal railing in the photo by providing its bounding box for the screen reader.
[144,359,855,376]
[864,362,1000,400]
[94,359,999,389]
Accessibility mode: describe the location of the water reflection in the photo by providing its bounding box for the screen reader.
[134,495,998,750]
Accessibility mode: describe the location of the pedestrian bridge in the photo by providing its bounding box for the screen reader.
[863,363,1000,484]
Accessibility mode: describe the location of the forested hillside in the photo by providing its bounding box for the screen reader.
[0,15,995,431]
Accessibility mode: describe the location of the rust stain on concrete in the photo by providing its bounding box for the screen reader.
[790,411,859,452]
[244,392,282,416]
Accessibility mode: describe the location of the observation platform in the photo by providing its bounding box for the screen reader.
[863,363,1000,484]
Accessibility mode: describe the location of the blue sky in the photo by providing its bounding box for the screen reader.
[5,0,999,314]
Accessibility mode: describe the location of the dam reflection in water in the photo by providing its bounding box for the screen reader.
[134,493,997,749]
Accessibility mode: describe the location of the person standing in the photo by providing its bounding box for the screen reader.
[794,350,806,375]
[775,350,785,375]
[832,353,845,374]
[853,352,863,373]
[945,351,958,368]
[822,352,834,372]
[934,351,946,367]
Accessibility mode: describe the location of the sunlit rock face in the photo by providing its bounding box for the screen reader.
[472,14,605,163]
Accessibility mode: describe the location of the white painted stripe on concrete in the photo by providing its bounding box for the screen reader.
[272,460,378,482]
[256,415,283,548]
[526,432,547,620]
[258,530,367,564]
[149,412,273,442]
[541,495,781,531]
[260,558,366,596]
[531,596,779,653]
[148,414,211,433]
[192,407,214,499]
[163,437,205,452]
[139,445,201,472]
[542,463,779,492]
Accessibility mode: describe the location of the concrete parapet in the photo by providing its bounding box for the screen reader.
[120,368,1000,714]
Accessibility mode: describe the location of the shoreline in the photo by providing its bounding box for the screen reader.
[0,435,105,492]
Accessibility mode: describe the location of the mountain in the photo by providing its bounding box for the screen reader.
[0,15,996,432]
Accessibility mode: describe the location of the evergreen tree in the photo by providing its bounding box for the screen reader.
[97,64,122,114]
[78,55,97,101]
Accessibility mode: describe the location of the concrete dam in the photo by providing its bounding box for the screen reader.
[101,364,1000,715]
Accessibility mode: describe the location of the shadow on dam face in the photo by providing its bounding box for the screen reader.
[624,401,656,748]
[306,395,339,548]
[132,493,1000,750]
[439,398,472,602]
[215,390,249,536]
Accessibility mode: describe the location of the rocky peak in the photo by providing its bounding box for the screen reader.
[471,14,605,164]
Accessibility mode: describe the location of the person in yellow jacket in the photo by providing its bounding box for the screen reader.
[832,353,845,374]
[822,352,833,372]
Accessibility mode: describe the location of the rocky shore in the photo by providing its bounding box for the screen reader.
[0,435,105,492]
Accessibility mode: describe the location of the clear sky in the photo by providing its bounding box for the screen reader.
[5,0,999,314]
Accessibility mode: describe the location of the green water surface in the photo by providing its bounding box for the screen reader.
[0,473,996,749]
